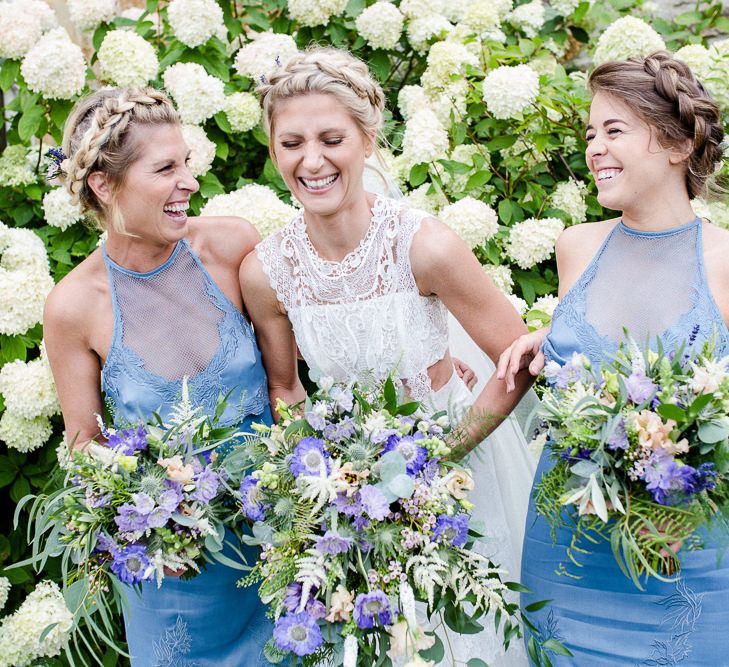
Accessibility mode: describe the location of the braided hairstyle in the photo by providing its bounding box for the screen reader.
[588,51,724,200]
[256,47,385,152]
[60,87,179,232]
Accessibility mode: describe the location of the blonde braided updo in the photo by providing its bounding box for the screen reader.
[256,47,385,146]
[60,87,179,232]
[589,52,725,200]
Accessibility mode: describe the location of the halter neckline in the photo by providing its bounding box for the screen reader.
[617,217,700,238]
[102,241,183,278]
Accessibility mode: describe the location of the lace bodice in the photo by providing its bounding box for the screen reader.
[101,240,268,427]
[544,218,729,367]
[256,196,449,399]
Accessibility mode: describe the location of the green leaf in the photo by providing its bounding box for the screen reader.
[698,421,729,445]
[657,403,685,423]
[1,566,32,584]
[368,50,390,82]
[18,105,45,142]
[465,170,491,191]
[486,135,516,151]
[467,660,488,667]
[0,59,20,93]
[199,172,225,198]
[420,634,444,662]
[409,163,429,187]
[673,10,702,26]
[543,638,573,656]
[214,111,233,134]
[396,401,420,416]
[524,598,552,612]
[10,476,30,503]
[498,198,512,224]
[0,334,27,363]
[387,473,414,498]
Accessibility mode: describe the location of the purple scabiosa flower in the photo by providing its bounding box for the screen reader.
[192,467,220,504]
[114,504,149,534]
[85,487,111,509]
[290,437,330,477]
[359,485,391,521]
[608,418,629,450]
[283,582,305,613]
[108,425,147,455]
[313,530,354,555]
[560,447,593,463]
[332,491,363,517]
[382,435,428,475]
[94,532,117,554]
[306,599,327,620]
[323,417,357,442]
[146,506,173,529]
[625,371,658,405]
[330,386,354,412]
[353,590,393,629]
[305,402,329,431]
[353,515,370,531]
[433,513,470,547]
[158,484,183,513]
[110,544,153,584]
[273,612,324,656]
[692,462,718,493]
[421,458,440,485]
[644,449,696,505]
[239,475,269,522]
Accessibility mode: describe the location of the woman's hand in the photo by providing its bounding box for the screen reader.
[452,357,477,390]
[164,566,186,577]
[496,328,549,392]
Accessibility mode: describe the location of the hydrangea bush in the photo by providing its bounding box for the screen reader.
[0,0,727,662]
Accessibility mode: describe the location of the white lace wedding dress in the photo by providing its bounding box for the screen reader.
[257,195,532,666]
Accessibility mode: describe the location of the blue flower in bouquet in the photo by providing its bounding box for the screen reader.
[273,612,324,656]
[290,437,330,477]
[108,425,147,455]
[359,485,391,521]
[305,401,329,431]
[625,371,658,404]
[110,543,153,584]
[330,386,354,412]
[314,529,354,555]
[283,582,309,613]
[332,491,363,517]
[644,449,696,505]
[192,467,220,503]
[94,532,117,554]
[433,513,470,547]
[240,475,269,521]
[323,417,356,442]
[692,462,718,493]
[546,352,588,389]
[353,590,393,629]
[382,435,428,475]
[158,482,183,512]
[560,447,592,463]
[608,418,629,450]
[115,492,155,533]
[306,599,327,620]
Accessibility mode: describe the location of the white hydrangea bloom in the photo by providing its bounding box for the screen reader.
[692,198,729,230]
[0,3,43,59]
[439,197,498,248]
[406,14,453,53]
[550,0,580,16]
[98,30,159,88]
[482,64,539,120]
[483,263,513,294]
[400,0,446,19]
[20,28,87,100]
[288,0,347,27]
[0,146,37,188]
[223,92,262,133]
[401,183,448,215]
[401,108,449,169]
[673,44,711,82]
[0,578,9,613]
[442,0,467,23]
[12,0,57,31]
[508,0,545,37]
[532,294,559,316]
[163,62,225,125]
[507,293,528,315]
[234,31,299,80]
[200,184,298,238]
[167,0,225,48]
[706,40,729,109]
[42,187,83,231]
[0,355,59,420]
[462,0,500,31]
[0,580,73,663]
[67,0,117,31]
[592,17,665,66]
[397,85,430,120]
[120,6,164,34]
[421,41,478,94]
[355,2,404,51]
[505,217,564,269]
[180,124,216,177]
[550,178,587,224]
[0,412,52,452]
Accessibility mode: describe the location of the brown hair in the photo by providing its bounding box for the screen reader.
[588,51,724,199]
[61,87,179,232]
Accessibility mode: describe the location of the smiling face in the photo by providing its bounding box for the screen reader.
[585,92,689,215]
[271,93,374,219]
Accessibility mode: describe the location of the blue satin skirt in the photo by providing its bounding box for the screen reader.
[521,453,729,665]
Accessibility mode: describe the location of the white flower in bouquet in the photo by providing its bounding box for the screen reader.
[223,92,262,133]
[482,64,539,120]
[97,29,158,88]
[439,197,498,248]
[506,293,528,315]
[20,28,86,100]
[0,354,60,420]
[288,0,347,27]
[401,108,449,169]
[483,263,513,294]
[506,217,564,269]
[401,183,448,215]
[532,294,559,317]
[200,184,298,238]
[692,198,729,230]
[355,2,404,51]
[67,0,117,31]
[12,0,57,31]
[234,31,298,80]
[508,0,545,38]
[592,17,665,66]
[42,187,84,231]
[406,14,453,53]
[0,581,73,666]
[180,124,216,177]
[0,578,9,612]
[550,0,580,16]
[167,0,225,48]
[551,178,587,224]
[0,412,53,453]
[0,146,37,188]
[0,4,43,59]
[421,41,478,94]
[673,44,711,82]
[163,62,225,125]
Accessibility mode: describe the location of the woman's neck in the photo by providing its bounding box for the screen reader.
[104,232,179,273]
[620,193,696,232]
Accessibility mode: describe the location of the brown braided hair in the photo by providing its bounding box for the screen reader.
[588,51,724,200]
[60,87,179,232]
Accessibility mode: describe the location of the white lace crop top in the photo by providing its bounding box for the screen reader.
[256,196,450,400]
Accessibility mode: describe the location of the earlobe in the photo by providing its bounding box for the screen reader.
[87,171,111,205]
[669,140,693,165]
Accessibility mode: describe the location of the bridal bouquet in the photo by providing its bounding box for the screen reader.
[224,377,525,666]
[535,334,729,586]
[14,383,245,657]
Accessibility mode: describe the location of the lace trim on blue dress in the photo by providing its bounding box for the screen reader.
[152,615,201,667]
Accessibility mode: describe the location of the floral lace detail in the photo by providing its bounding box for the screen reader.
[257,196,449,400]
[152,615,201,667]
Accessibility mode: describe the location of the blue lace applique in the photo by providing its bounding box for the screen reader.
[152,615,201,667]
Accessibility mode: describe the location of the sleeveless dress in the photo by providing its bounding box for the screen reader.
[101,239,273,667]
[521,218,729,665]
[257,195,531,666]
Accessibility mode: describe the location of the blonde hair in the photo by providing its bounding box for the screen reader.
[256,47,385,150]
[60,87,179,232]
[588,52,724,200]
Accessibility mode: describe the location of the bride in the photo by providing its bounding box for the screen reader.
[241,46,535,665]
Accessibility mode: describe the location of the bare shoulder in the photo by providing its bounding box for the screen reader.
[188,216,260,267]
[702,220,729,265]
[555,218,618,295]
[409,215,464,270]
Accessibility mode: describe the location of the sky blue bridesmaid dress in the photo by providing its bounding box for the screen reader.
[101,239,273,666]
[522,218,729,665]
